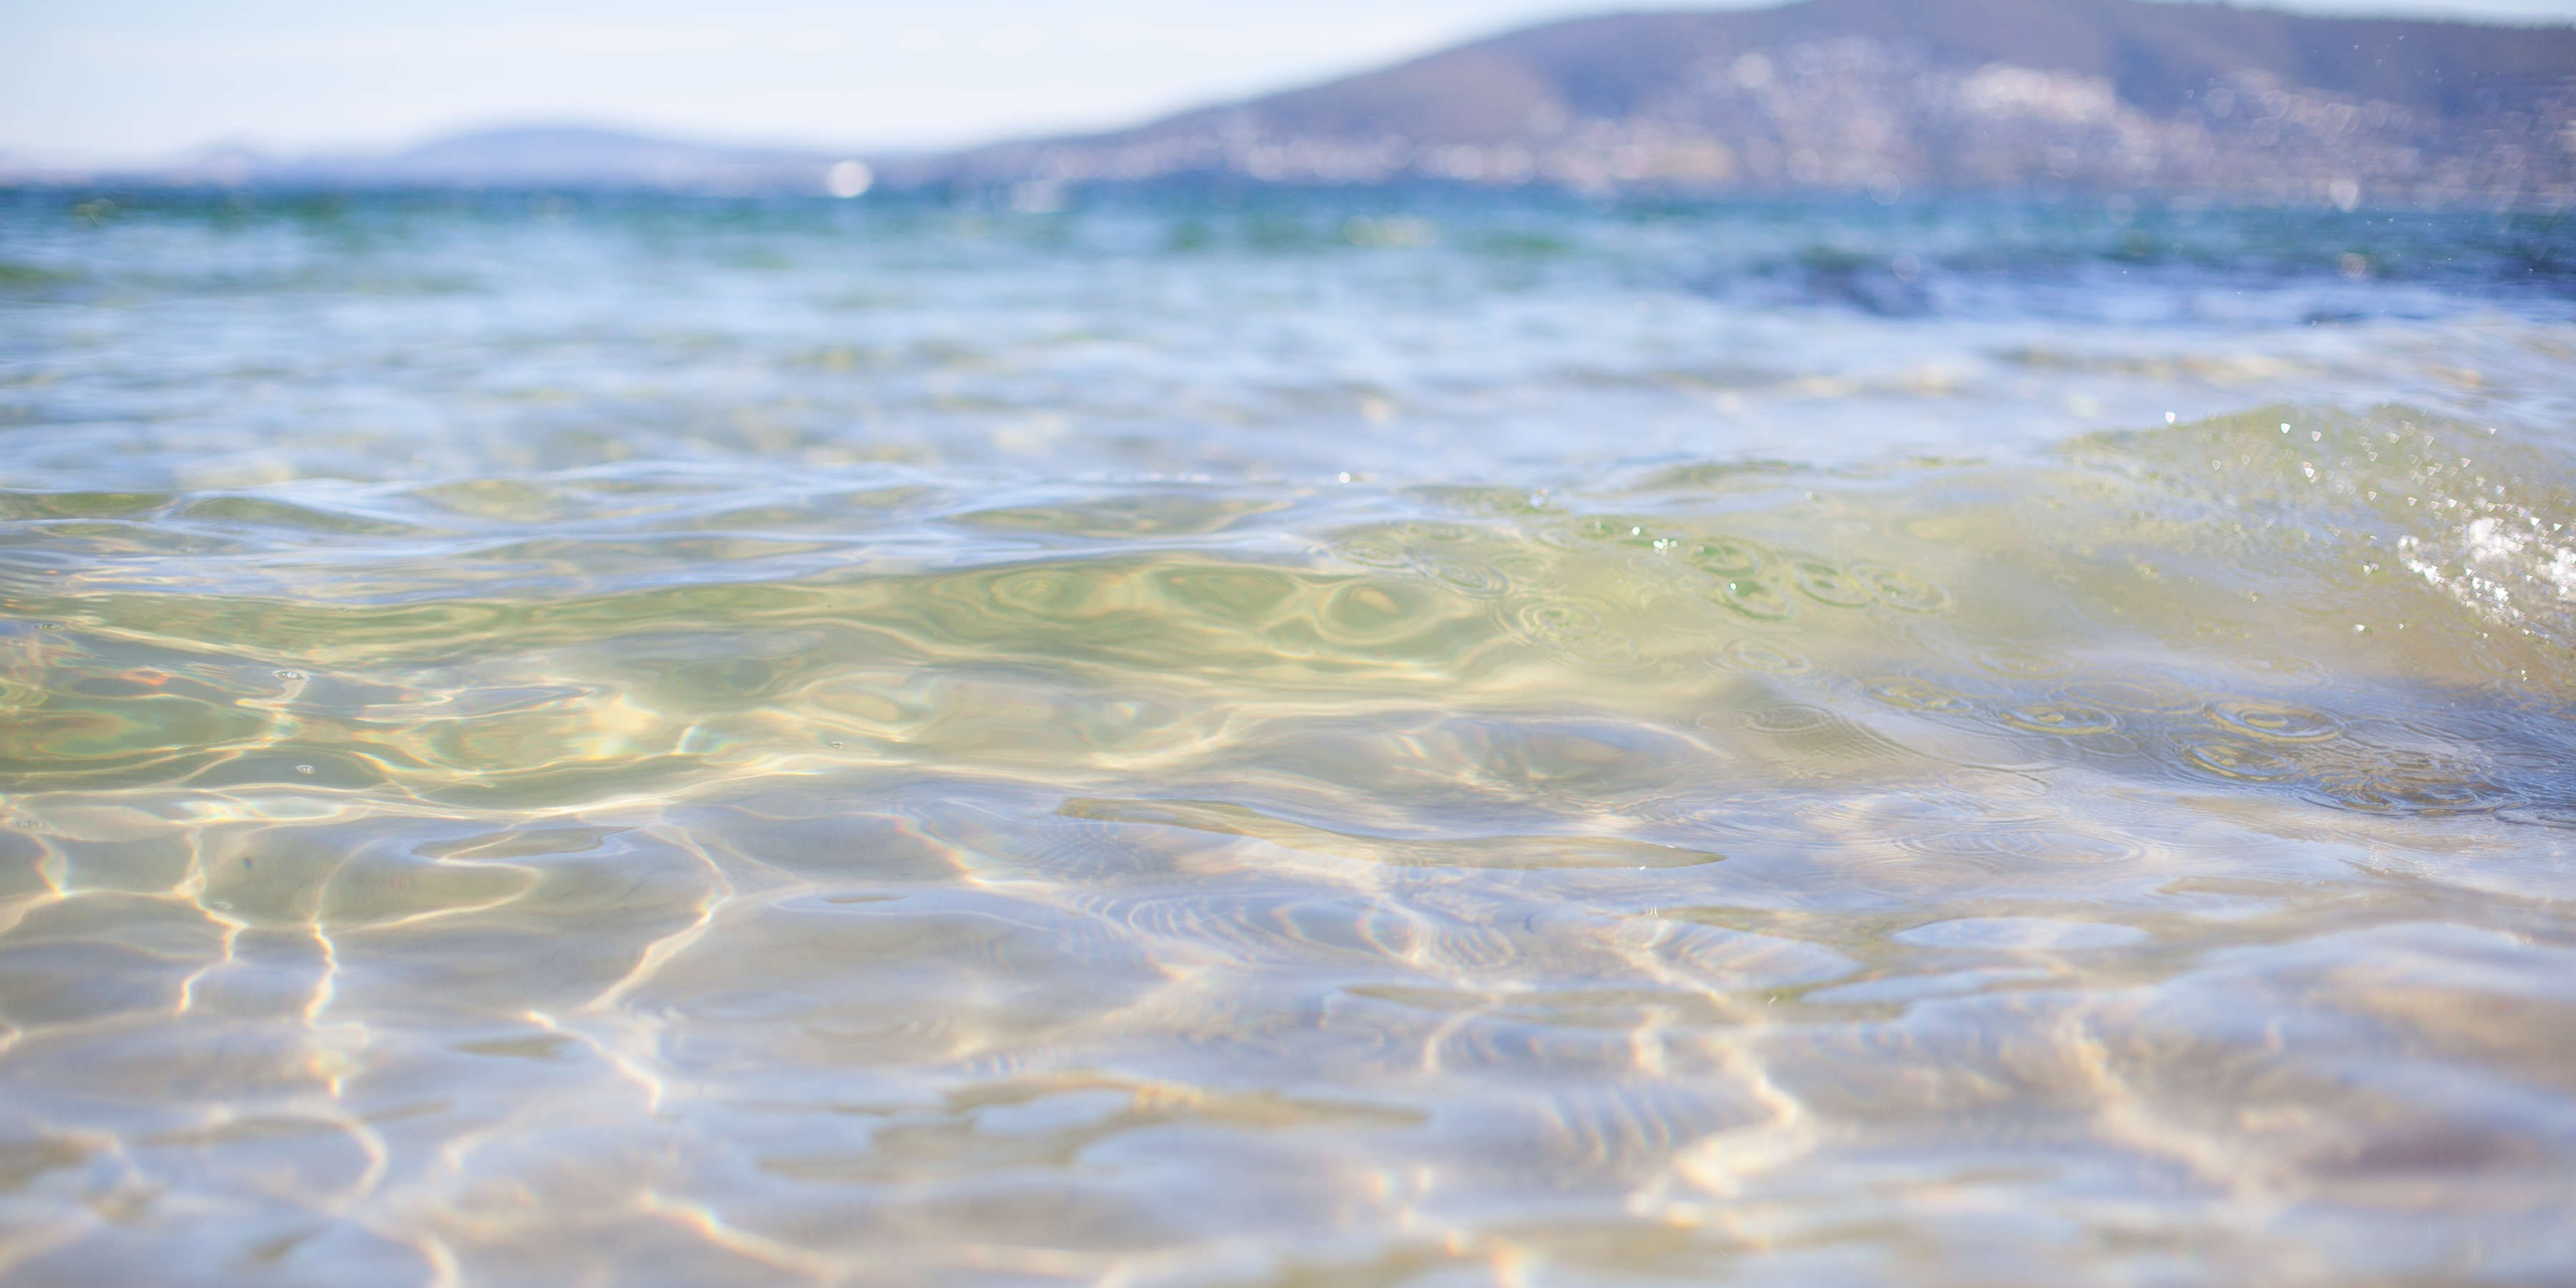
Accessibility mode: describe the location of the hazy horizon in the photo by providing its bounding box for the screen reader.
[9,0,2576,166]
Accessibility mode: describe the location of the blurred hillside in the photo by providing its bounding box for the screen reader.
[97,126,843,193]
[18,0,2572,206]
[901,0,2576,205]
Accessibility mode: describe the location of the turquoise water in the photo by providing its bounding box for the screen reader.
[2,188,2574,1284]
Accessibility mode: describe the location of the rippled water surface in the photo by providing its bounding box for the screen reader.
[4,189,2575,1284]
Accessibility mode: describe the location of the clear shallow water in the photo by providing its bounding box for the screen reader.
[2,189,2575,1284]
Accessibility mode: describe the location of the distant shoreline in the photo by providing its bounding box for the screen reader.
[11,0,2573,210]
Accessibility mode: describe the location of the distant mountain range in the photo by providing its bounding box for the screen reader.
[67,125,849,193]
[907,0,2576,205]
[19,0,2575,206]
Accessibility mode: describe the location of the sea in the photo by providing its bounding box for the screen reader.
[2,185,2573,1285]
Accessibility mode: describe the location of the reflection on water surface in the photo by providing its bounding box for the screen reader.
[1,190,2573,1284]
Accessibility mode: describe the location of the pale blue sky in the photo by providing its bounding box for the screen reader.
[6,0,2574,162]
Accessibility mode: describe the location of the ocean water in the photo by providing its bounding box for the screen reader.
[2,187,2574,1285]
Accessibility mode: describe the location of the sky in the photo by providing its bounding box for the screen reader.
[6,0,2575,163]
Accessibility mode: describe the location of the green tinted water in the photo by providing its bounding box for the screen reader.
[1,191,2573,1284]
